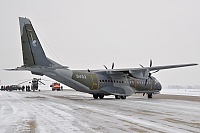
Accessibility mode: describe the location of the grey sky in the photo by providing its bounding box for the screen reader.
[0,0,199,87]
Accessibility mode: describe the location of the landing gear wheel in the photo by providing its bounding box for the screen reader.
[93,94,98,99]
[115,95,120,99]
[148,93,153,98]
[99,94,104,99]
[121,96,126,99]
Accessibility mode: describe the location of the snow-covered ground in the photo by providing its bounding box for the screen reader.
[0,90,199,133]
[161,88,200,96]
[37,85,200,97]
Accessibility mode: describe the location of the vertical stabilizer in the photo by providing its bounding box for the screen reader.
[19,17,52,67]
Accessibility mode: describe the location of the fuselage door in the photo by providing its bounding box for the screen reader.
[90,74,99,90]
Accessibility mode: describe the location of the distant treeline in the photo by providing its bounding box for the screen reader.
[168,85,200,89]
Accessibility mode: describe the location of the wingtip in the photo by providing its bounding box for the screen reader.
[192,63,198,66]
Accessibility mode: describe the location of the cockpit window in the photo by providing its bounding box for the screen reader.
[155,79,159,83]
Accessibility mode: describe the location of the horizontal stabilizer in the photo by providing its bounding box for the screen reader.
[4,67,27,71]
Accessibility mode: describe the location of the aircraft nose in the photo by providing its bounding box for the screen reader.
[157,83,162,91]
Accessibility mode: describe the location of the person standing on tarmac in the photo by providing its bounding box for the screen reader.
[27,85,30,91]
[22,85,25,91]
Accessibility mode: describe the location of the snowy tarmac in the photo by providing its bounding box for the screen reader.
[0,89,199,133]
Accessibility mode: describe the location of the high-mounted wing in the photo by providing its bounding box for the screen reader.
[96,63,197,73]
[144,63,198,71]
[95,63,198,79]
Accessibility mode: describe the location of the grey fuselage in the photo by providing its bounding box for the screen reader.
[29,67,162,96]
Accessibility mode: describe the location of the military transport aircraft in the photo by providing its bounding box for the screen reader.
[6,17,198,99]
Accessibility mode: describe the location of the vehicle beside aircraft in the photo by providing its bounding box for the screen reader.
[18,78,45,91]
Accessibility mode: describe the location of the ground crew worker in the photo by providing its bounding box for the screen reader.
[27,85,30,91]
[61,86,63,91]
[22,85,25,91]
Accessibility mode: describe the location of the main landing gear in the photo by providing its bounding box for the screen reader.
[143,93,153,98]
[115,95,126,99]
[93,94,127,99]
[93,94,104,99]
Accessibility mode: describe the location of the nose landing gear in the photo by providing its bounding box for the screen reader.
[143,93,153,98]
[148,93,152,98]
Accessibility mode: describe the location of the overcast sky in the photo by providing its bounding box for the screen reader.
[0,0,200,88]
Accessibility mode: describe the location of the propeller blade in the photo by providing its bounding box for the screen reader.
[104,65,108,69]
[111,62,114,69]
[149,73,152,77]
[145,79,148,86]
[151,70,159,74]
[148,73,153,80]
[18,79,31,85]
[139,64,144,68]
[150,59,152,67]
[40,79,54,82]
[39,81,45,85]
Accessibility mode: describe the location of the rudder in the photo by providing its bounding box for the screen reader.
[19,17,52,67]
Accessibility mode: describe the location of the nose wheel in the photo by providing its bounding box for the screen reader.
[148,93,153,98]
[143,93,153,98]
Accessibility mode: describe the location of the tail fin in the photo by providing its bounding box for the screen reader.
[19,17,52,67]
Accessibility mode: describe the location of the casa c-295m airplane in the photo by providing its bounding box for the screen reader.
[6,17,198,99]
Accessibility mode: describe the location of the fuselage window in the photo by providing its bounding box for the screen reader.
[119,81,121,83]
[102,80,104,83]
[105,80,107,82]
[108,80,110,82]
[116,81,118,83]
[122,81,124,83]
